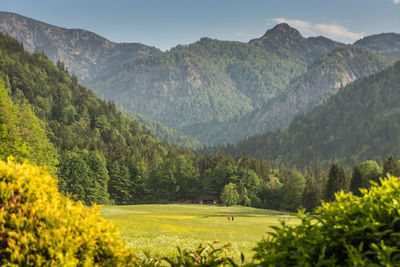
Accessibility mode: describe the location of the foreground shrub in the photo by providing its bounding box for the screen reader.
[141,242,243,266]
[251,175,400,266]
[0,158,136,266]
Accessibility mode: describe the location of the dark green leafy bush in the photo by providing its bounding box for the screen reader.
[251,175,400,266]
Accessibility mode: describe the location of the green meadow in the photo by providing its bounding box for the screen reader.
[101,204,299,260]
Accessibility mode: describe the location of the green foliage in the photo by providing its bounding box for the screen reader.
[58,149,109,205]
[142,242,242,266]
[0,158,136,266]
[0,79,58,172]
[350,160,382,195]
[280,173,306,212]
[221,183,240,206]
[350,165,363,196]
[108,161,132,204]
[251,175,400,266]
[301,166,325,212]
[326,162,347,201]
[383,155,400,177]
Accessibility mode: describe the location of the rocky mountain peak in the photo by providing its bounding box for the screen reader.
[262,23,305,42]
[248,23,307,52]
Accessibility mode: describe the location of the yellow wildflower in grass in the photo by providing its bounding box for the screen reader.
[101,204,299,262]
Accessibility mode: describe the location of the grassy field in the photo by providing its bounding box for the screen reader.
[101,204,299,261]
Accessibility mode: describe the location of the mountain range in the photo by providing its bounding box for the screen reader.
[0,11,399,148]
[0,11,159,83]
[194,47,394,144]
[218,60,400,168]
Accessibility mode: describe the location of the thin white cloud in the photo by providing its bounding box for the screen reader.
[393,0,400,4]
[272,18,365,43]
[236,32,246,37]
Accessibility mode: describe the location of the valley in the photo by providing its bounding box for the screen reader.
[0,4,400,265]
[100,204,297,261]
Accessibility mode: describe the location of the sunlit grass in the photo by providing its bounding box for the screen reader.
[101,204,299,261]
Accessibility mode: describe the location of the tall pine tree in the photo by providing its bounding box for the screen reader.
[326,162,347,201]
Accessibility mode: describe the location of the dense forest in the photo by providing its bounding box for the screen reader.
[215,60,400,168]
[2,32,399,213]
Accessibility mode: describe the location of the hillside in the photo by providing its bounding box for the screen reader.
[219,60,400,167]
[125,111,202,149]
[189,47,394,144]
[354,33,400,58]
[0,11,158,82]
[88,36,305,130]
[0,31,194,204]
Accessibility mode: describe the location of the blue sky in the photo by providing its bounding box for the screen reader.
[2,0,399,50]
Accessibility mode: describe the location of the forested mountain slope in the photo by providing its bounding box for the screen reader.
[88,36,305,130]
[0,32,192,204]
[0,11,158,82]
[0,11,201,148]
[125,111,202,149]
[191,48,394,144]
[354,33,400,58]
[0,79,58,173]
[218,60,400,167]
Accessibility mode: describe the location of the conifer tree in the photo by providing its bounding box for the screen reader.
[383,155,400,177]
[326,162,347,201]
[350,165,363,196]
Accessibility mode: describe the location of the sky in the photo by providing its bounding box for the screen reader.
[1,0,400,51]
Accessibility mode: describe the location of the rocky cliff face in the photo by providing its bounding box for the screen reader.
[248,48,391,132]
[190,48,394,144]
[0,11,158,82]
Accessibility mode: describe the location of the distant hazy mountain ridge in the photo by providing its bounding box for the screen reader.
[0,11,158,82]
[354,33,400,58]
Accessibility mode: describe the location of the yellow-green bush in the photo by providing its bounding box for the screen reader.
[251,175,400,266]
[0,158,136,266]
